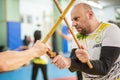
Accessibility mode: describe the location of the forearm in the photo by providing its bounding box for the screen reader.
[69,47,120,75]
[0,40,48,72]
[69,59,110,75]
[0,49,36,72]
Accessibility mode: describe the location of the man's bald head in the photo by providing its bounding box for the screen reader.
[72,3,92,12]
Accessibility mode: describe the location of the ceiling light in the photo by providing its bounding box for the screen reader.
[85,1,103,9]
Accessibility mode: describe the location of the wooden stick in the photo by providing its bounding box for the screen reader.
[42,0,75,58]
[54,0,93,69]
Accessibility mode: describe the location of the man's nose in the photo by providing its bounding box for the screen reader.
[72,21,77,27]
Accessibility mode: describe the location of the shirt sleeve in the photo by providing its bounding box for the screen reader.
[69,47,120,75]
[102,25,120,47]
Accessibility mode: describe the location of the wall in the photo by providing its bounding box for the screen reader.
[93,5,120,22]
[0,0,22,50]
[20,0,54,44]
[0,0,7,48]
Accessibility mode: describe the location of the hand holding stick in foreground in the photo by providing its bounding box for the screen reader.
[0,40,48,72]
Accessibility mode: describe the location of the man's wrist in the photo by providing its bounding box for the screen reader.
[26,48,38,58]
[67,58,71,68]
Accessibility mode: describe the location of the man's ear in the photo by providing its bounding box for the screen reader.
[88,10,93,19]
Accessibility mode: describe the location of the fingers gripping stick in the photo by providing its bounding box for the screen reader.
[47,49,56,58]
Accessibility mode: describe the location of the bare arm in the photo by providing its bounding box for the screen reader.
[0,50,36,72]
[0,40,48,72]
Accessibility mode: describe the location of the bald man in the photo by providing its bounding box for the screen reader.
[52,3,120,80]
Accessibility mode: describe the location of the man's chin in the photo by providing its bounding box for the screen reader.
[77,29,82,33]
[79,32,86,35]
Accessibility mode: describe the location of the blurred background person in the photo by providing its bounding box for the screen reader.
[31,30,49,80]
[16,35,31,51]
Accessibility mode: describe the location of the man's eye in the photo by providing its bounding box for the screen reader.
[74,18,77,20]
[74,18,79,21]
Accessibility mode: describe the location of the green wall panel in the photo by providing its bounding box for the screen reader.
[52,0,70,53]
[7,0,20,21]
[53,0,62,52]
[0,22,7,47]
[0,0,6,21]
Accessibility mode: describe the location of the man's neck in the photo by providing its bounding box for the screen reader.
[91,20,101,33]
